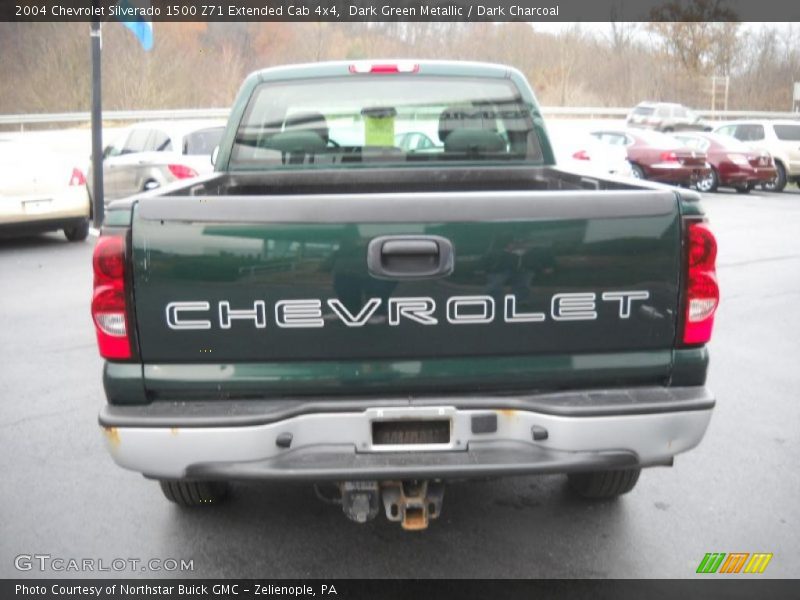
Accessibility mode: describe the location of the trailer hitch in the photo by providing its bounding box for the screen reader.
[334,480,445,530]
[380,480,445,531]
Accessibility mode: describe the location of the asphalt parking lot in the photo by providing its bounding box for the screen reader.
[1,186,798,579]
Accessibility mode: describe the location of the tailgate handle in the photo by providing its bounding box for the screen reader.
[367,235,454,280]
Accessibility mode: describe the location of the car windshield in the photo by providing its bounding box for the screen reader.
[774,124,800,141]
[230,76,543,170]
[632,106,654,116]
[184,127,225,155]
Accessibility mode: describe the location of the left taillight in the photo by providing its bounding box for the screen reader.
[572,149,591,161]
[659,151,679,163]
[91,235,132,360]
[681,220,719,345]
[69,168,86,186]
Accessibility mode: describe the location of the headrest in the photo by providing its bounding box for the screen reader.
[438,106,497,143]
[444,129,506,154]
[283,111,329,144]
[263,131,327,154]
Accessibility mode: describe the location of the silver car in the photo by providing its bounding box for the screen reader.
[88,120,225,203]
[627,102,711,133]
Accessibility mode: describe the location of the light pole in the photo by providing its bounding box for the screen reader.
[90,18,104,229]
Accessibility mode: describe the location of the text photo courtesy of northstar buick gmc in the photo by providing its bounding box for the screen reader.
[93,60,719,531]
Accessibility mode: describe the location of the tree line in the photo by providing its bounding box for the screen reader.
[1,21,799,117]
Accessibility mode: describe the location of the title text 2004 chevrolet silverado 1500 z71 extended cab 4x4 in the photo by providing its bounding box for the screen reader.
[93,61,718,530]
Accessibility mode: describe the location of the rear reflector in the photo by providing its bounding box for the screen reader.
[91,236,132,360]
[682,221,719,345]
[167,164,198,179]
[349,62,419,74]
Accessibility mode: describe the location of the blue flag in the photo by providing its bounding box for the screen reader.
[116,1,154,51]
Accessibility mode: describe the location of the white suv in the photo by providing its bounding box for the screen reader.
[713,120,800,192]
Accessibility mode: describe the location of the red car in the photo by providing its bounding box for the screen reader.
[673,132,777,193]
[591,129,711,186]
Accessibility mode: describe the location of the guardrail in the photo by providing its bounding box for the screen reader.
[1,107,798,130]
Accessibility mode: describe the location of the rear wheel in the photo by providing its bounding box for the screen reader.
[567,468,641,500]
[158,480,229,507]
[762,162,787,192]
[695,167,718,193]
[64,219,90,242]
[630,164,645,179]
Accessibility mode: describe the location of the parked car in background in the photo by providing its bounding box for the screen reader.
[88,120,225,203]
[590,128,710,186]
[626,102,711,133]
[549,126,633,178]
[712,120,800,192]
[672,132,777,194]
[395,131,438,152]
[0,138,90,241]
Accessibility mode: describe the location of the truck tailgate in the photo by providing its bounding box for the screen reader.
[130,189,680,375]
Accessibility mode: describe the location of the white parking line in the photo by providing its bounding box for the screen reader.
[89,227,100,237]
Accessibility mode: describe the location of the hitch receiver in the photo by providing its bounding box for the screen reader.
[381,480,445,531]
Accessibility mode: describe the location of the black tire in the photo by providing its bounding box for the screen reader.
[64,219,90,242]
[630,164,645,179]
[762,162,787,192]
[567,468,641,500]
[695,167,718,193]
[662,127,674,133]
[158,480,229,507]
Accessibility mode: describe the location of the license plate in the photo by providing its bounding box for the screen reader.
[22,199,52,214]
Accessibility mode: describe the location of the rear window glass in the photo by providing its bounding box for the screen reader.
[675,136,709,152]
[704,134,751,151]
[150,130,172,152]
[774,124,800,141]
[123,129,151,154]
[230,76,542,170]
[634,130,683,148]
[184,127,225,155]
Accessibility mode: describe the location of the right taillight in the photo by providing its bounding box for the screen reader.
[682,220,719,345]
[91,235,132,359]
[167,164,198,179]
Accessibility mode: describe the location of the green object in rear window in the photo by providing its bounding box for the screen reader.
[363,107,397,147]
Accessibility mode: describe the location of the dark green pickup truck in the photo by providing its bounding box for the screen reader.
[92,60,719,530]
